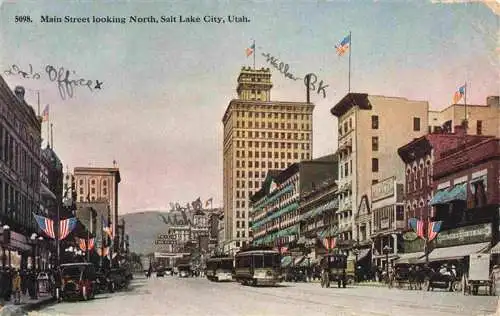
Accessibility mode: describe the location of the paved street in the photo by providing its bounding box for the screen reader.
[28,276,499,316]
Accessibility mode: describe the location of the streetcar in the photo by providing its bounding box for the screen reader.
[206,256,234,282]
[234,247,282,286]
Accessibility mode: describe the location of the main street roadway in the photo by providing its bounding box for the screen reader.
[29,276,499,316]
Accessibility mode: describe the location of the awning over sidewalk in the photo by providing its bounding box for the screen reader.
[281,256,292,268]
[394,252,425,265]
[426,242,490,262]
[356,248,371,261]
[490,242,500,254]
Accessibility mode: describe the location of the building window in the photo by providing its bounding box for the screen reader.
[79,179,83,185]
[372,115,379,129]
[372,179,378,184]
[477,120,483,135]
[372,158,379,172]
[372,137,379,151]
[413,117,421,131]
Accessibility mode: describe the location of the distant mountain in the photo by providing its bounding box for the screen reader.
[119,210,195,255]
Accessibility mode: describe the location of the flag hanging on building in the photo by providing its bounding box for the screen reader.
[96,247,110,257]
[416,219,425,239]
[33,214,55,239]
[205,198,213,207]
[453,84,466,104]
[59,217,77,240]
[408,218,417,232]
[102,215,113,239]
[41,105,49,122]
[329,237,336,250]
[246,43,255,57]
[427,221,443,242]
[335,34,351,56]
[77,237,95,251]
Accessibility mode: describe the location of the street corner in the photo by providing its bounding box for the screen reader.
[0,305,26,316]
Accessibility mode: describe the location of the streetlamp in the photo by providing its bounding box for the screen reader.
[352,248,359,282]
[382,245,393,283]
[2,225,10,268]
[30,233,38,271]
[38,236,44,271]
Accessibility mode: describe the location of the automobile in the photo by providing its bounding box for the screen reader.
[156,266,166,277]
[165,267,173,276]
[178,264,191,278]
[95,270,113,294]
[320,254,348,288]
[60,263,96,301]
[107,268,130,290]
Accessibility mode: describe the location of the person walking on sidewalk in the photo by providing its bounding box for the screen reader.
[12,269,21,305]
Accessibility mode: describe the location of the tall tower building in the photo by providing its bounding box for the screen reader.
[73,166,121,236]
[222,67,314,252]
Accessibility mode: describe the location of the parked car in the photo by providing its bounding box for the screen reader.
[156,266,166,277]
[60,263,96,301]
[107,268,129,290]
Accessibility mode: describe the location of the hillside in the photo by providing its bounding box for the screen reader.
[119,210,195,255]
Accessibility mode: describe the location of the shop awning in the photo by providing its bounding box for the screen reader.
[281,256,292,268]
[443,183,467,203]
[430,183,467,206]
[394,252,425,265]
[356,248,371,261]
[430,189,451,206]
[426,242,490,262]
[294,256,305,266]
[490,242,500,254]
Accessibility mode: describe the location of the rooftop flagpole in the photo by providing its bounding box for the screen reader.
[348,31,352,94]
[253,39,256,70]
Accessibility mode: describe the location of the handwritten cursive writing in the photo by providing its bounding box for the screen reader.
[261,52,302,81]
[304,73,329,99]
[4,64,41,79]
[45,65,97,100]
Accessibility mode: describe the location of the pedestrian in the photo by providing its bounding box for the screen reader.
[12,269,21,305]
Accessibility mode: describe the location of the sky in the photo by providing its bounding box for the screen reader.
[0,1,498,215]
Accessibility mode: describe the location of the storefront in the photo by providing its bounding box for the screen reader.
[370,177,405,270]
[422,223,493,273]
[0,227,33,269]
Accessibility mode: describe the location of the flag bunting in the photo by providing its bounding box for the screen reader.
[34,214,55,239]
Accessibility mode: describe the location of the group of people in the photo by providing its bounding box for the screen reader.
[0,267,62,306]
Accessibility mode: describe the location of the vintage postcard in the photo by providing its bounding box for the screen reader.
[0,1,499,315]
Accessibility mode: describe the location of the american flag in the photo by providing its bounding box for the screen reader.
[59,217,77,240]
[330,237,336,250]
[335,34,351,56]
[416,219,425,239]
[96,247,109,257]
[323,238,330,250]
[34,214,55,239]
[453,84,466,104]
[428,221,443,242]
[78,238,95,251]
[41,105,49,122]
[102,216,113,238]
[246,43,255,57]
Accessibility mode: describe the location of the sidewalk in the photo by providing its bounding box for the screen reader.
[0,293,54,316]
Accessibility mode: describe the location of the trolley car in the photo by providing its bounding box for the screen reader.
[234,247,282,286]
[206,256,234,282]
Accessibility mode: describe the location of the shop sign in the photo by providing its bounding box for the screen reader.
[436,223,492,248]
[403,237,425,253]
[380,218,390,230]
[403,231,418,241]
[372,177,395,202]
[154,233,177,245]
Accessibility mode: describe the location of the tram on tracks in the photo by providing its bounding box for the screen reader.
[206,256,234,282]
[234,246,282,286]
